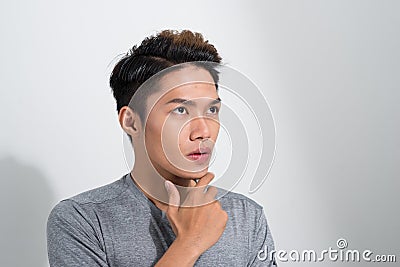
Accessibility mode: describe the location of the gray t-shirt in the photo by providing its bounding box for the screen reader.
[47,173,277,266]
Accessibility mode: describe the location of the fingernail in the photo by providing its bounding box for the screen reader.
[164,180,171,192]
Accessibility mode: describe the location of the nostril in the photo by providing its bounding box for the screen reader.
[189,117,212,141]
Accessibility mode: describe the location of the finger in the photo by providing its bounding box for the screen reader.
[164,180,180,214]
[188,186,218,207]
[205,186,218,199]
[195,172,215,188]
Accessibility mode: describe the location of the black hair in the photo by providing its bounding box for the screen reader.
[109,30,222,125]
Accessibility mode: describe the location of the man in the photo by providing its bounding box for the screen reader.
[47,30,277,266]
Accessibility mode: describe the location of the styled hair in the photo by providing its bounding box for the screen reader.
[109,30,222,124]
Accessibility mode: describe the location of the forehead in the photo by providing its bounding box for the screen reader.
[148,66,219,105]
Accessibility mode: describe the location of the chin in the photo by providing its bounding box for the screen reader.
[175,167,209,179]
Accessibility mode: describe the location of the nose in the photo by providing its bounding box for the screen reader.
[189,117,211,141]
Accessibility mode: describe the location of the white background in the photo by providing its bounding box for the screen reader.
[1,1,399,266]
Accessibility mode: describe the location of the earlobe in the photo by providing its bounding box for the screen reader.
[119,106,140,137]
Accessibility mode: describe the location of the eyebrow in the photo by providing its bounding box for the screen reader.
[165,97,221,106]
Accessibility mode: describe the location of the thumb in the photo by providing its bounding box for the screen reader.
[164,180,180,214]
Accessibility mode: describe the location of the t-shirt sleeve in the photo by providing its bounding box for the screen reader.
[248,209,278,266]
[46,200,109,267]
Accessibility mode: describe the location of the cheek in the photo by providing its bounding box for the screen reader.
[210,120,221,139]
[160,120,186,156]
[162,115,189,145]
[144,120,163,152]
[216,125,221,138]
[177,127,191,149]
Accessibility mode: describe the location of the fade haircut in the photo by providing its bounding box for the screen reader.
[109,30,222,124]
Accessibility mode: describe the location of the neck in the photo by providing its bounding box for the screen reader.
[130,157,196,212]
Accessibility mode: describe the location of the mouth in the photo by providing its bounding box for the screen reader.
[186,147,212,163]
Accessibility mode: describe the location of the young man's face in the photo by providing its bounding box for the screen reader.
[141,67,221,180]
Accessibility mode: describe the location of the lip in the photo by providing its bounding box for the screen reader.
[187,147,212,155]
[186,147,212,164]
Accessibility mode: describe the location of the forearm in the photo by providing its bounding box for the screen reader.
[155,238,201,267]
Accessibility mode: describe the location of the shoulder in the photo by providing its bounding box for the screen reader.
[217,187,264,212]
[47,174,131,230]
[217,187,268,227]
[219,188,263,208]
[68,174,130,205]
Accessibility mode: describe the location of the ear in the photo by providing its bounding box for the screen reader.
[118,106,142,138]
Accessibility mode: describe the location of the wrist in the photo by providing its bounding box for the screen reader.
[173,236,202,260]
[155,237,200,267]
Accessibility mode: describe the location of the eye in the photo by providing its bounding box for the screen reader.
[172,106,188,115]
[207,106,219,115]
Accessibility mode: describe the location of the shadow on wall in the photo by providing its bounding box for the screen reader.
[0,155,55,267]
